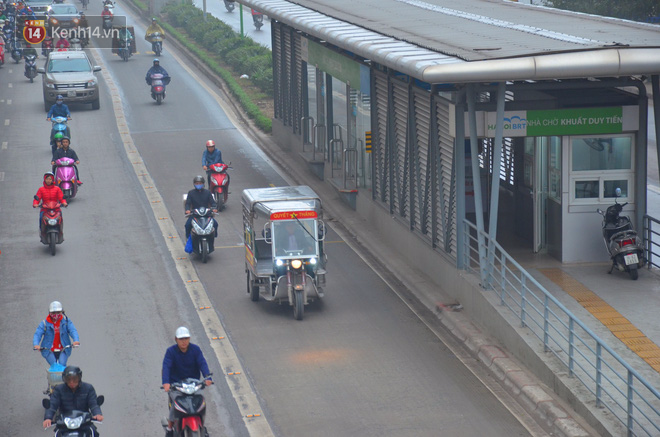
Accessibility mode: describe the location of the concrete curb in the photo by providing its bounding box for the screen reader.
[118,3,596,435]
[437,307,593,437]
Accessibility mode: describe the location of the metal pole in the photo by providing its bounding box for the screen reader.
[653,76,660,209]
[455,89,466,269]
[239,3,244,36]
[202,0,207,20]
[467,84,487,284]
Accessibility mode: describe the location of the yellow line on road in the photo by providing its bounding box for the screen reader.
[540,268,660,373]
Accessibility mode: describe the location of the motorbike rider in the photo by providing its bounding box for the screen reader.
[33,301,80,366]
[51,136,82,185]
[145,58,170,95]
[145,17,164,44]
[55,35,70,51]
[33,171,67,232]
[43,366,104,433]
[78,13,89,45]
[162,327,212,437]
[201,140,226,186]
[47,95,72,121]
[101,4,113,26]
[51,132,64,155]
[184,175,218,240]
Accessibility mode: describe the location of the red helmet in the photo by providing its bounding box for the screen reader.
[205,140,215,148]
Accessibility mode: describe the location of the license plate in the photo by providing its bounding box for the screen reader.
[67,90,76,97]
[624,253,639,265]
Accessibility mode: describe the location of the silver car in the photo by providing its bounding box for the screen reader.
[38,51,101,111]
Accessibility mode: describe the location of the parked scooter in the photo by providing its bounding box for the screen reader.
[208,162,231,209]
[160,376,213,437]
[149,31,163,56]
[252,10,264,30]
[24,53,37,81]
[185,207,217,263]
[223,0,235,12]
[54,157,80,200]
[43,396,104,436]
[35,198,66,256]
[148,73,170,105]
[596,187,645,280]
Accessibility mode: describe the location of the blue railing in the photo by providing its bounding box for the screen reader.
[462,219,660,436]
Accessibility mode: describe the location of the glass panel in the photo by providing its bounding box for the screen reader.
[548,136,561,202]
[575,180,599,198]
[604,180,628,198]
[331,76,348,175]
[571,137,631,171]
[356,92,371,188]
[307,64,316,120]
[272,219,318,258]
[523,138,534,188]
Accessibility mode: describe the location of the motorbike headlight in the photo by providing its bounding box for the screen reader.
[309,257,317,265]
[86,78,97,87]
[291,259,302,270]
[64,415,84,429]
[48,219,58,226]
[275,258,283,267]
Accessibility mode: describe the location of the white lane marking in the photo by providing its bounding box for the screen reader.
[7,83,12,88]
[8,70,12,74]
[7,100,11,105]
[91,47,275,436]
[0,172,4,182]
[1,142,7,150]
[4,120,9,126]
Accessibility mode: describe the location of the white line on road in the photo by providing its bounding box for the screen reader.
[91,47,275,437]
[7,100,11,105]
[7,83,12,88]
[1,142,7,150]
[0,172,5,182]
[4,120,9,126]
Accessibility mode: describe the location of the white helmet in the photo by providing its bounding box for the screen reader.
[175,326,190,339]
[49,301,63,313]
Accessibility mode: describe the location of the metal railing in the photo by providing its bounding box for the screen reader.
[301,116,314,153]
[462,219,660,436]
[643,214,660,270]
[343,146,358,189]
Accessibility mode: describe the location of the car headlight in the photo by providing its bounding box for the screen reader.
[291,259,302,270]
[86,78,97,87]
[64,415,83,429]
[73,18,79,24]
[46,82,56,89]
[50,18,58,25]
[48,219,58,226]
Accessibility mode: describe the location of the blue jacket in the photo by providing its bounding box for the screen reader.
[162,343,211,384]
[146,65,169,84]
[48,103,71,119]
[202,148,223,167]
[33,316,80,359]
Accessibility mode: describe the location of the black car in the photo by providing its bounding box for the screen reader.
[47,4,81,29]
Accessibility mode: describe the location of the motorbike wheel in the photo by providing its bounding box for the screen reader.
[155,44,161,56]
[216,195,224,211]
[48,233,56,256]
[201,240,209,263]
[629,266,639,280]
[183,428,202,437]
[156,94,162,105]
[293,289,304,320]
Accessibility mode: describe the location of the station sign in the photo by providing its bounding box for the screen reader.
[270,211,318,220]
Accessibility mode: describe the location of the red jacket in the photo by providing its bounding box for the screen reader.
[33,179,66,210]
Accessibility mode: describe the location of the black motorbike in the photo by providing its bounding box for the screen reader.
[252,12,263,30]
[24,53,37,82]
[187,207,216,263]
[596,188,645,280]
[223,0,235,12]
[11,40,22,63]
[161,376,212,437]
[43,396,104,437]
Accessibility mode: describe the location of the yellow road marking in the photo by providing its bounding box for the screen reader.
[540,268,660,373]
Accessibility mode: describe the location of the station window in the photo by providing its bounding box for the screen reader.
[569,135,633,203]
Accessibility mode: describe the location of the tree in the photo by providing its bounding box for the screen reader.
[549,0,659,22]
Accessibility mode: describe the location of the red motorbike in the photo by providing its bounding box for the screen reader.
[0,38,5,65]
[35,198,65,256]
[161,376,213,437]
[208,162,231,209]
[41,36,53,57]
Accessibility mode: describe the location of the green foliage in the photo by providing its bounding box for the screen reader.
[549,0,658,22]
[132,0,148,11]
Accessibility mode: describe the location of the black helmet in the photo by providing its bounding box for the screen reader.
[153,58,159,65]
[62,366,82,383]
[60,135,70,143]
[193,175,205,185]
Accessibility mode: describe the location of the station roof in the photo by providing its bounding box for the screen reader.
[241,0,660,83]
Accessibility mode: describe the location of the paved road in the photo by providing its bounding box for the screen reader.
[0,5,536,437]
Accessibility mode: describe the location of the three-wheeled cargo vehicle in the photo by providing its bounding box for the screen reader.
[242,186,327,320]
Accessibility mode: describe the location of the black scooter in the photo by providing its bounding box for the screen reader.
[223,0,235,12]
[596,187,645,280]
[24,53,37,82]
[43,396,104,436]
[186,207,217,263]
[161,376,212,437]
[252,12,263,30]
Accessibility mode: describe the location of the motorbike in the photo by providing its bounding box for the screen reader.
[102,12,113,30]
[54,157,80,200]
[0,38,4,65]
[208,162,231,209]
[117,35,132,61]
[185,206,217,263]
[35,198,66,256]
[69,37,82,51]
[24,53,37,81]
[50,116,71,153]
[42,36,53,56]
[149,73,170,105]
[149,31,163,56]
[160,375,213,437]
[223,0,235,12]
[34,345,76,398]
[596,187,646,280]
[43,396,104,437]
[11,39,21,63]
[252,11,263,30]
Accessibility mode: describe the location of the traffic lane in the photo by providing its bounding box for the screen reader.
[198,0,272,47]
[115,47,532,437]
[0,56,245,436]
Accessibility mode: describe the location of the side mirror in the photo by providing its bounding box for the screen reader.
[37,67,45,74]
[318,221,326,241]
[96,395,105,406]
[93,66,101,72]
[615,187,621,197]
[263,223,271,243]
